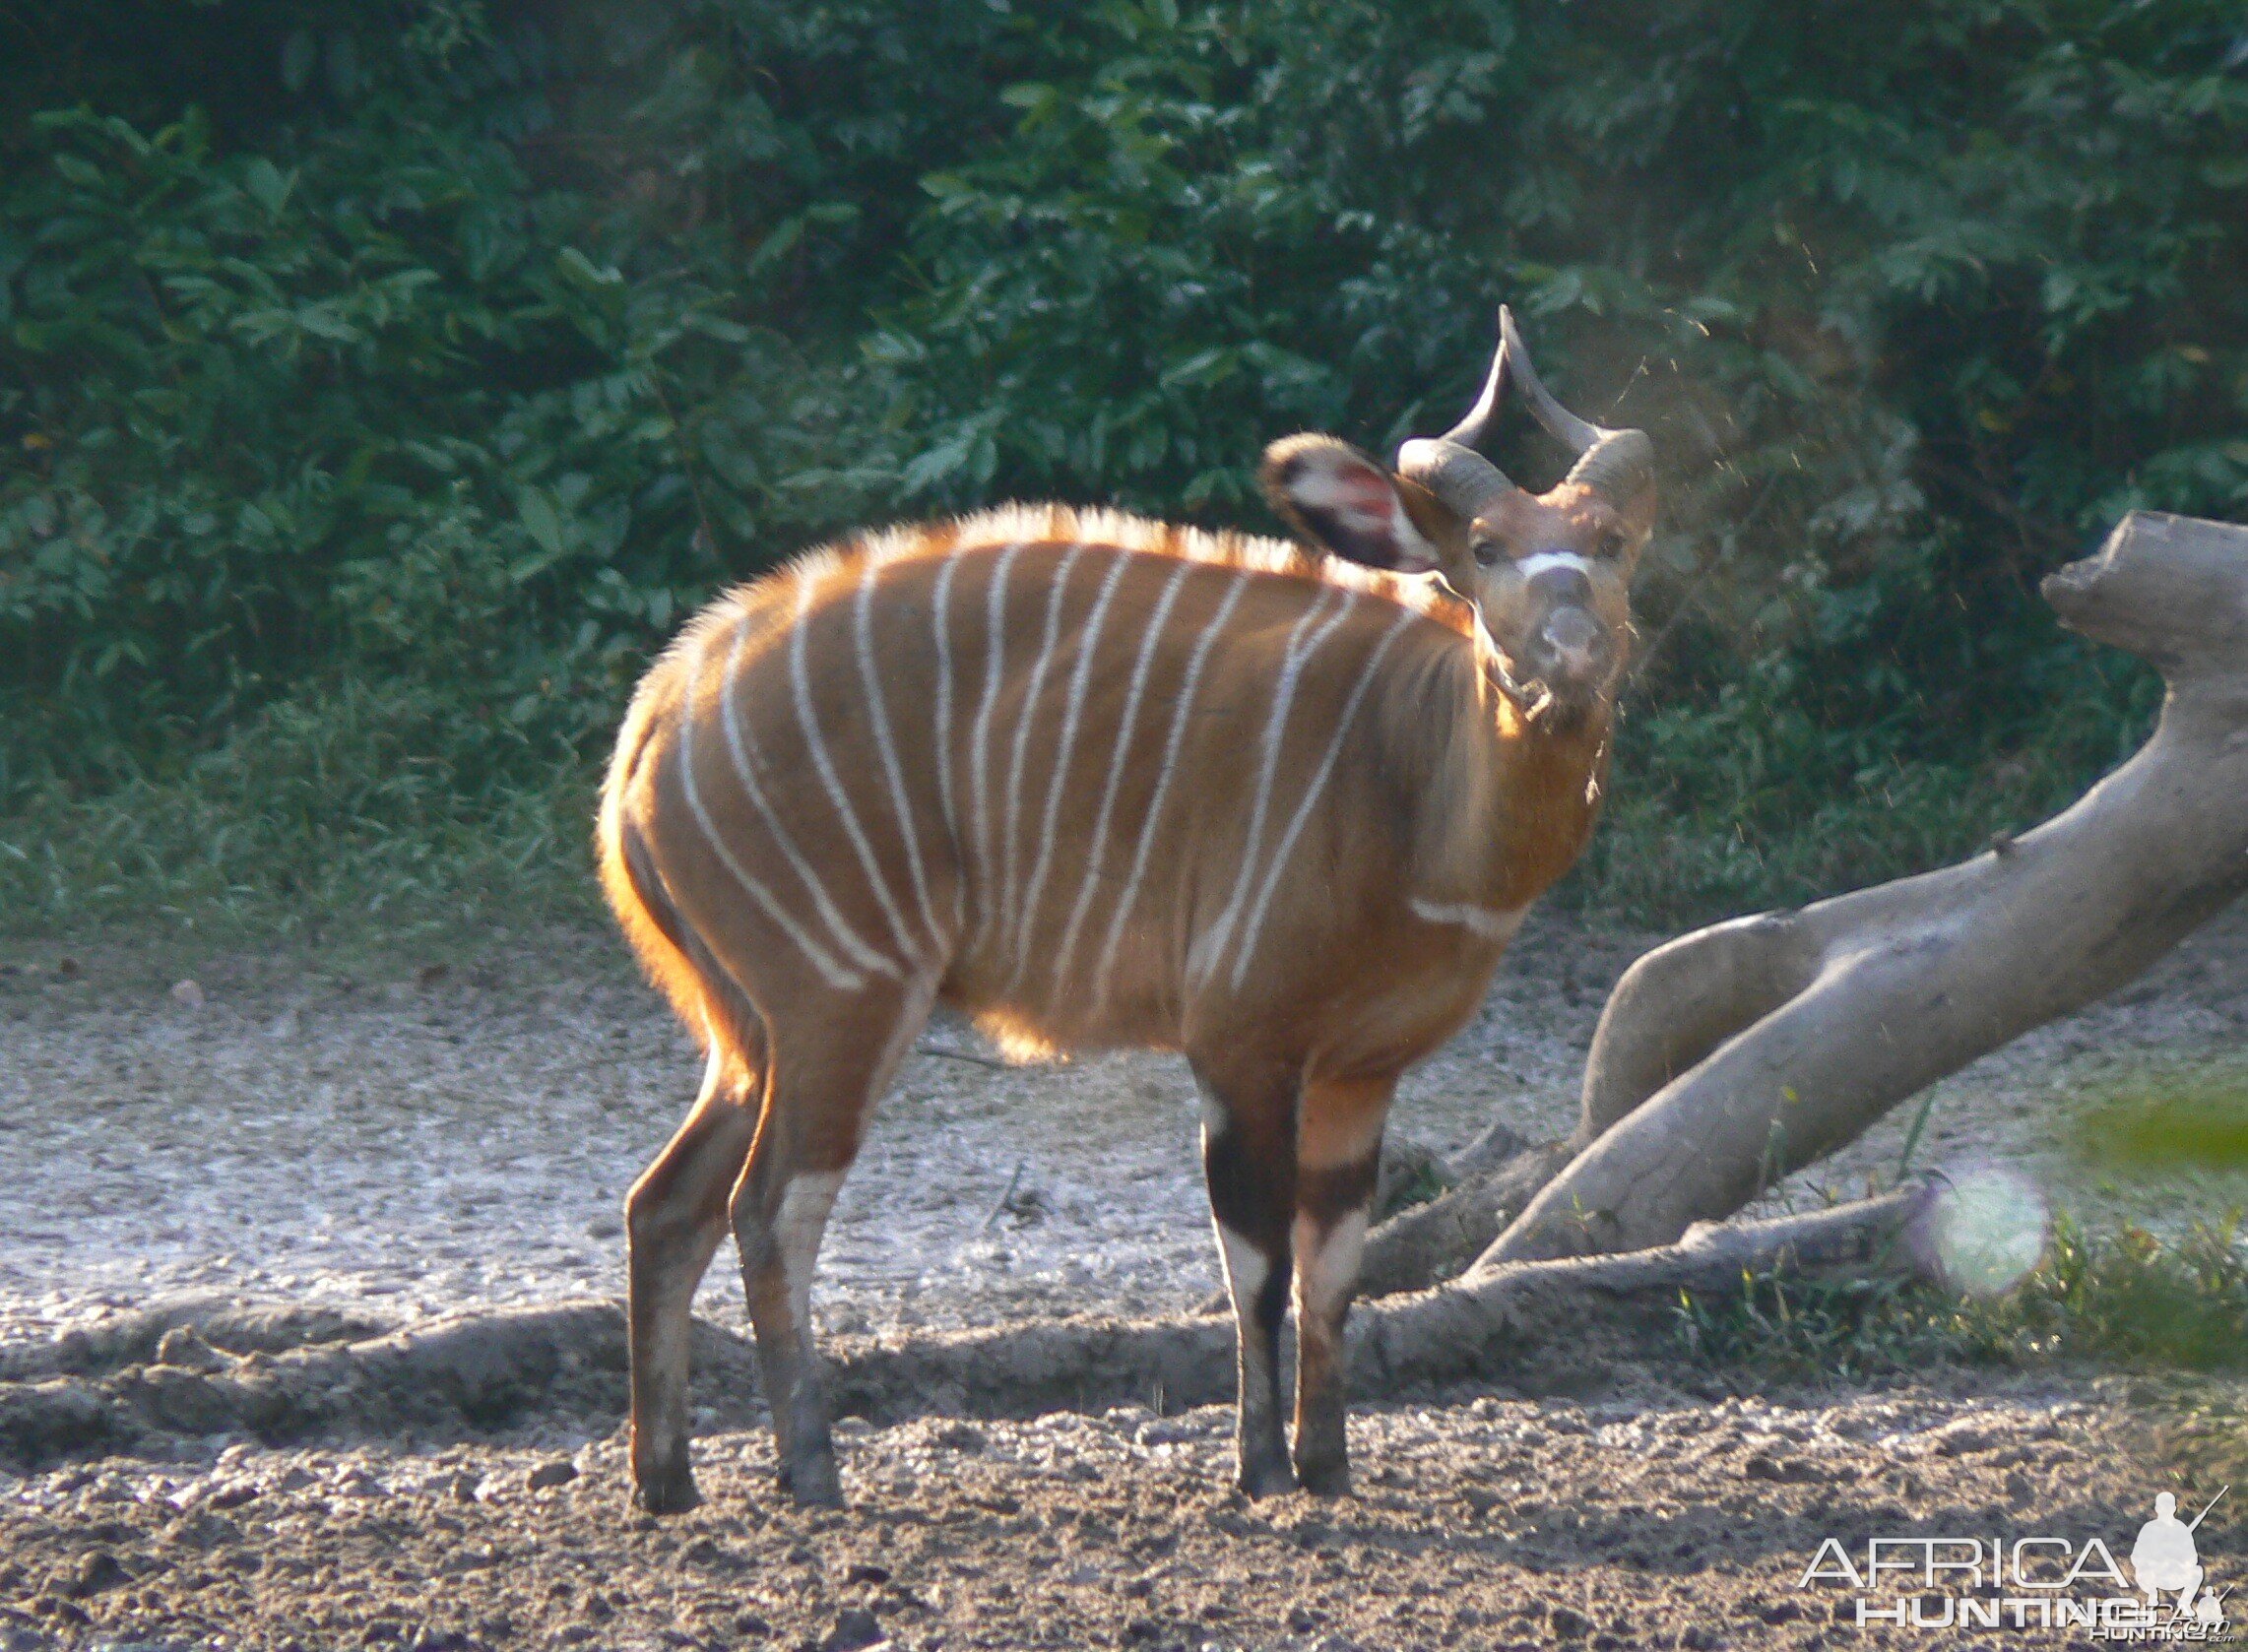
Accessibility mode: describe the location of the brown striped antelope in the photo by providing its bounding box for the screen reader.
[598,307,1654,1511]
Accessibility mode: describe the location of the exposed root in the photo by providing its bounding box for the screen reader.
[0,1188,1931,1470]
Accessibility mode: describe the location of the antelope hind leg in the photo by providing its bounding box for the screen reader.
[625,1045,763,1514]
[732,983,933,1507]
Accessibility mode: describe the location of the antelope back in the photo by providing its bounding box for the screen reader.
[599,505,1477,1054]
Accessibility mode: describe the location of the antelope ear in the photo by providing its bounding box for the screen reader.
[1260,434,1441,573]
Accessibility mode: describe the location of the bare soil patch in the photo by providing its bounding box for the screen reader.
[4,1367,2227,1652]
[0,906,2241,1648]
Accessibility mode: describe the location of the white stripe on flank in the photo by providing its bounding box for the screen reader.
[968,543,1026,946]
[1407,898,1524,945]
[1089,568,1252,1013]
[856,557,943,949]
[1188,586,1358,986]
[1227,605,1418,990]
[930,554,965,922]
[677,634,863,992]
[997,543,1086,958]
[1005,548,1129,991]
[716,616,898,980]
[1050,557,1192,992]
[791,568,920,960]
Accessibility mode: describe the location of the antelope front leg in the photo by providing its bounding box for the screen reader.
[626,1048,761,1514]
[1192,1056,1300,1498]
[1290,1076,1392,1496]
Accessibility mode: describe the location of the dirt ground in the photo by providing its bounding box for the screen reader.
[1,905,2243,1649]
[3,1369,2232,1652]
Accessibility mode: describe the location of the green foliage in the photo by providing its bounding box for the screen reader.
[2078,1067,2248,1173]
[3,0,2245,929]
[0,676,593,933]
[1673,1213,2248,1380]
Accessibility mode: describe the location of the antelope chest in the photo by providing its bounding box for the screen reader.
[1282,896,1525,1075]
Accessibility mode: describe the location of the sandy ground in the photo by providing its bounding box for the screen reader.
[4,909,2241,1352]
[4,1371,2232,1652]
[1,905,2243,1649]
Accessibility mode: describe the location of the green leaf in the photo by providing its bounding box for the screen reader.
[280,30,316,93]
[517,489,567,564]
[241,158,297,219]
[554,247,624,290]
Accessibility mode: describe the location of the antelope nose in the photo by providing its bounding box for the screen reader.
[1527,563,1594,608]
[1536,605,1608,684]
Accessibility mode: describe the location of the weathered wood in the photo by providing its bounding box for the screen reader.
[1474,510,2248,1273]
[0,1189,1934,1469]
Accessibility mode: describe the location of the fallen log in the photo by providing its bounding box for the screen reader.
[0,1187,1935,1467]
[1471,510,2248,1273]
[1356,1140,1574,1299]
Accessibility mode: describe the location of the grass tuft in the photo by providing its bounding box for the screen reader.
[1673,1212,2248,1380]
[0,674,602,950]
[2077,1071,2248,1174]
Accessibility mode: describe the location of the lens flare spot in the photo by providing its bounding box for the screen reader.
[1923,1165,2048,1296]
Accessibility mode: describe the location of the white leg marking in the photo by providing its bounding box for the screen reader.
[717,617,899,980]
[930,553,966,923]
[1213,1219,1271,1311]
[1189,587,1358,987]
[1090,569,1252,1014]
[1293,1204,1370,1324]
[1229,606,1419,989]
[678,632,862,991]
[856,558,943,950]
[1005,548,1129,992]
[1051,557,1192,994]
[770,972,934,1335]
[968,544,1026,949]
[998,543,1086,961]
[1406,898,1526,945]
[792,569,920,959]
[772,1171,845,1338]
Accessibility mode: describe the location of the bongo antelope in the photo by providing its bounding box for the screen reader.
[598,308,1654,1510]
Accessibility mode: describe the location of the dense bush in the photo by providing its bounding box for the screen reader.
[3,0,2244,932]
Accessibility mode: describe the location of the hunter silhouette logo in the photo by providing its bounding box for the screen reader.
[1799,1486,2232,1637]
[2134,1491,2229,1628]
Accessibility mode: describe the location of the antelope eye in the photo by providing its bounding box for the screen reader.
[1470,537,1501,567]
[1597,529,1626,558]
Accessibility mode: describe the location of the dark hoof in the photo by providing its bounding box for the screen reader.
[1295,1456,1350,1497]
[779,1454,844,1508]
[632,1470,702,1515]
[1235,1456,1298,1499]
